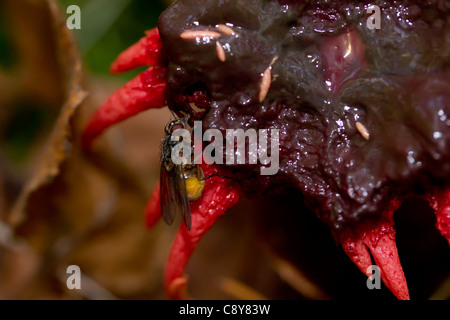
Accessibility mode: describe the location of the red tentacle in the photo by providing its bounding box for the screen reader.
[145,183,162,229]
[338,199,410,300]
[164,165,241,300]
[82,66,167,149]
[111,28,164,74]
[429,188,450,246]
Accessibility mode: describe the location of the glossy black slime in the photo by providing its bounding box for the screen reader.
[157,0,450,230]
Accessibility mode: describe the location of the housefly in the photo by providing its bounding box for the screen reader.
[160,115,204,231]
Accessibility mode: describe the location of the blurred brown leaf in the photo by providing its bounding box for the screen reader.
[8,0,87,235]
[0,0,176,300]
[0,0,64,131]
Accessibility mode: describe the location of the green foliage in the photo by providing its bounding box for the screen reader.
[0,9,16,70]
[59,0,167,77]
[2,101,54,162]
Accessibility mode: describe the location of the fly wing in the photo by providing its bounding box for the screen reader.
[175,164,191,230]
[160,162,191,230]
[160,161,176,226]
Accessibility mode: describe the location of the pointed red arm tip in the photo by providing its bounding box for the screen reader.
[111,28,164,74]
[168,277,189,300]
[339,200,410,300]
[82,66,167,149]
[164,165,241,299]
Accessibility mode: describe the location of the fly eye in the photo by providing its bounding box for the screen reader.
[165,119,185,135]
[170,123,185,133]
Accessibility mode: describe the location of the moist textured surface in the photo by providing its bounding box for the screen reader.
[158,0,450,230]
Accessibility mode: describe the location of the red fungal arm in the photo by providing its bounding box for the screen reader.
[338,200,410,300]
[83,29,166,149]
[111,28,164,74]
[145,183,162,229]
[429,188,450,246]
[164,165,241,299]
[82,66,167,149]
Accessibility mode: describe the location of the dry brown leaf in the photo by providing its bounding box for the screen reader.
[8,0,87,229]
[1,0,171,299]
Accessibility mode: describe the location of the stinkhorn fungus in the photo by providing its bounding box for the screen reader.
[82,0,450,300]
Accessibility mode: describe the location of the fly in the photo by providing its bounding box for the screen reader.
[160,115,204,231]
